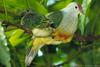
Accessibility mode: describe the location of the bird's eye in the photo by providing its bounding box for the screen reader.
[75,6,78,9]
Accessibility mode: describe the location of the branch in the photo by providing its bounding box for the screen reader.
[2,20,100,41]
[1,7,100,41]
[74,34,100,42]
[1,8,100,42]
[2,20,32,35]
[2,20,100,67]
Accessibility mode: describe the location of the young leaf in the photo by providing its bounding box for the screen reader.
[9,29,29,47]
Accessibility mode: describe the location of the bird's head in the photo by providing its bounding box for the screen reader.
[62,2,83,15]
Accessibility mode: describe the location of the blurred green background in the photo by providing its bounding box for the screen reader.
[0,0,100,67]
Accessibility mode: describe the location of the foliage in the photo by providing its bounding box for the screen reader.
[0,0,100,67]
[0,22,11,67]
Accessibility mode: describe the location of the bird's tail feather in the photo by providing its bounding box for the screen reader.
[25,44,44,66]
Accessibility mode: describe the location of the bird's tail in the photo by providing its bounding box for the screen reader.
[25,43,44,66]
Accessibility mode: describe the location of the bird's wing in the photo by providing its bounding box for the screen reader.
[47,11,63,28]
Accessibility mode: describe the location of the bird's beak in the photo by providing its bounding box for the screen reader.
[78,4,83,14]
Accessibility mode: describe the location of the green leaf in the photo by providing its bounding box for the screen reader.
[28,0,48,15]
[9,29,29,47]
[5,29,17,38]
[37,0,48,7]
[48,0,72,12]
[79,0,91,35]
[79,50,95,65]
[79,15,89,35]
[4,0,28,12]
[0,22,11,67]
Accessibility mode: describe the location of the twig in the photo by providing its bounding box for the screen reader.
[2,20,32,35]
[74,34,100,42]
[0,8,100,41]
[1,20,100,41]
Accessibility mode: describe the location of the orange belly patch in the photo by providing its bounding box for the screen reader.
[52,31,73,43]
